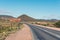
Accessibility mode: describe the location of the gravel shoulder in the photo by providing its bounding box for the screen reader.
[5,24,32,40]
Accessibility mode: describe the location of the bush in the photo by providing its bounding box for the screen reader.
[42,24,47,26]
[54,21,60,28]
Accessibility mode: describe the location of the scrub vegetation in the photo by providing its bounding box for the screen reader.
[0,19,23,40]
[54,21,60,28]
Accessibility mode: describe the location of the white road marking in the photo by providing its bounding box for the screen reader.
[39,27,60,39]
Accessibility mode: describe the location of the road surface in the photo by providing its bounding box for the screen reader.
[27,24,60,40]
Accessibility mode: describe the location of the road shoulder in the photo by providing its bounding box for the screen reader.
[5,24,32,40]
[35,24,60,31]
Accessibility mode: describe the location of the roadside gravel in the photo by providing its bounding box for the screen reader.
[5,24,32,40]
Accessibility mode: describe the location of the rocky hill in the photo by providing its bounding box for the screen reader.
[18,14,36,22]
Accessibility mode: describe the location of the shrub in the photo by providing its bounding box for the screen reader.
[42,24,47,26]
[54,21,60,28]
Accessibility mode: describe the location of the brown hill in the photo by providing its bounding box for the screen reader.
[18,14,36,22]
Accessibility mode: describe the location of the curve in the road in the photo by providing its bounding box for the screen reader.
[27,24,60,40]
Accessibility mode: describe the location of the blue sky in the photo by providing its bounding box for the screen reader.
[0,0,60,19]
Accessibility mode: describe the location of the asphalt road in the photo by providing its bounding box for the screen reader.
[27,24,60,40]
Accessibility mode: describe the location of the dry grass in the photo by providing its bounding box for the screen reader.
[31,21,55,27]
[0,19,23,40]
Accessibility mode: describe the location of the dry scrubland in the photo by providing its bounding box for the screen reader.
[0,19,23,40]
[31,21,60,28]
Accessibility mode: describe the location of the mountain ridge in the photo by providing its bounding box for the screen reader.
[0,15,15,19]
[0,14,58,22]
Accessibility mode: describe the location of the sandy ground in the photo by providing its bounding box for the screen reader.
[35,24,60,31]
[5,24,32,40]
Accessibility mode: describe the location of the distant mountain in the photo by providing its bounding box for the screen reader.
[36,19,58,22]
[0,15,15,19]
[0,14,58,22]
[18,14,58,22]
[18,14,36,22]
